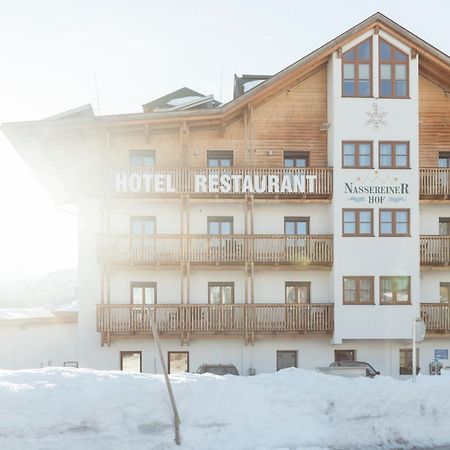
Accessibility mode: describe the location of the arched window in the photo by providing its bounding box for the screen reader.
[379,39,409,98]
[342,38,372,97]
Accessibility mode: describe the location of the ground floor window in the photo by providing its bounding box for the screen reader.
[335,350,356,362]
[399,348,419,375]
[168,352,189,374]
[120,351,142,373]
[276,350,297,371]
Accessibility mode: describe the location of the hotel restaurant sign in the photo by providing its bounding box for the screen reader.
[115,173,318,194]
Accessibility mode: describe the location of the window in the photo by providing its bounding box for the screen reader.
[284,152,309,168]
[342,38,372,97]
[284,217,309,235]
[130,216,156,235]
[207,217,233,235]
[285,282,310,304]
[439,218,450,236]
[342,142,373,168]
[379,39,408,98]
[207,150,233,167]
[440,283,450,303]
[335,350,356,362]
[342,209,373,236]
[129,150,155,166]
[131,282,157,304]
[379,142,409,168]
[343,276,374,304]
[439,153,450,168]
[168,352,189,374]
[208,282,234,304]
[380,276,411,304]
[379,209,410,236]
[120,351,142,373]
[399,348,419,375]
[276,351,297,371]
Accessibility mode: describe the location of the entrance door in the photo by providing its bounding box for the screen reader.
[439,153,450,193]
[285,282,310,330]
[276,350,297,371]
[208,282,234,330]
[131,282,156,331]
[130,216,156,263]
[207,216,234,260]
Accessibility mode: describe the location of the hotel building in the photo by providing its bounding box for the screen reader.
[3,13,450,377]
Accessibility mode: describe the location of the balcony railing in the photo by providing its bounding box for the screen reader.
[420,168,450,198]
[420,236,450,265]
[102,166,333,198]
[97,303,334,342]
[421,303,450,333]
[98,234,334,266]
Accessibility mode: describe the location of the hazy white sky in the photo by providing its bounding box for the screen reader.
[0,0,448,282]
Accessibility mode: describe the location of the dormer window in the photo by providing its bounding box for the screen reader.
[342,39,372,97]
[379,39,408,98]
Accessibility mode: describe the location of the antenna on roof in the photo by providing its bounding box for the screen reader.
[92,71,101,115]
[219,64,223,103]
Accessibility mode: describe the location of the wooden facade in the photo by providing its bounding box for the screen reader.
[419,76,450,168]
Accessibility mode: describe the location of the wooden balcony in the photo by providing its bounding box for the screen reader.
[98,234,333,267]
[421,303,450,334]
[420,236,450,266]
[420,168,450,199]
[97,303,334,344]
[103,166,333,199]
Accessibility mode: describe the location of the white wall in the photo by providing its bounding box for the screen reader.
[78,334,450,379]
[420,204,450,235]
[0,322,77,370]
[330,30,421,341]
[421,271,450,303]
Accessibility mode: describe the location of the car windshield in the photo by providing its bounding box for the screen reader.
[204,366,238,375]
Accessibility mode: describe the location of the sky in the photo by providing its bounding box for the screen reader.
[0,0,448,283]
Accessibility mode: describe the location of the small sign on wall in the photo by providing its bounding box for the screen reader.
[434,349,448,360]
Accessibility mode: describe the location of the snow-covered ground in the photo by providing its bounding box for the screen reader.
[0,368,449,450]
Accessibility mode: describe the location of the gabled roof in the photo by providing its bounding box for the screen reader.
[3,13,450,130]
[44,104,94,121]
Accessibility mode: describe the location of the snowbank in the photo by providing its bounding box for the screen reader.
[0,367,448,450]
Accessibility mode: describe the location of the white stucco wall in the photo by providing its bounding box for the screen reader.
[0,322,77,370]
[330,30,421,341]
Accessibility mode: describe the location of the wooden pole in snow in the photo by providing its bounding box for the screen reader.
[149,307,181,445]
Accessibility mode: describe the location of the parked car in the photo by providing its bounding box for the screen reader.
[329,361,380,378]
[196,364,240,376]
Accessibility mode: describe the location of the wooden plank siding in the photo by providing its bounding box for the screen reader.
[252,68,328,167]
[106,67,328,170]
[419,76,450,167]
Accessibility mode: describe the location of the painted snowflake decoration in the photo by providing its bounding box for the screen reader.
[365,102,387,131]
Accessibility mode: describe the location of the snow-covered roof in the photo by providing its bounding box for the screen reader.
[0,308,78,326]
[142,87,221,112]
[233,74,272,99]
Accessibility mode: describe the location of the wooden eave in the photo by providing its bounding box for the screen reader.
[2,12,449,137]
